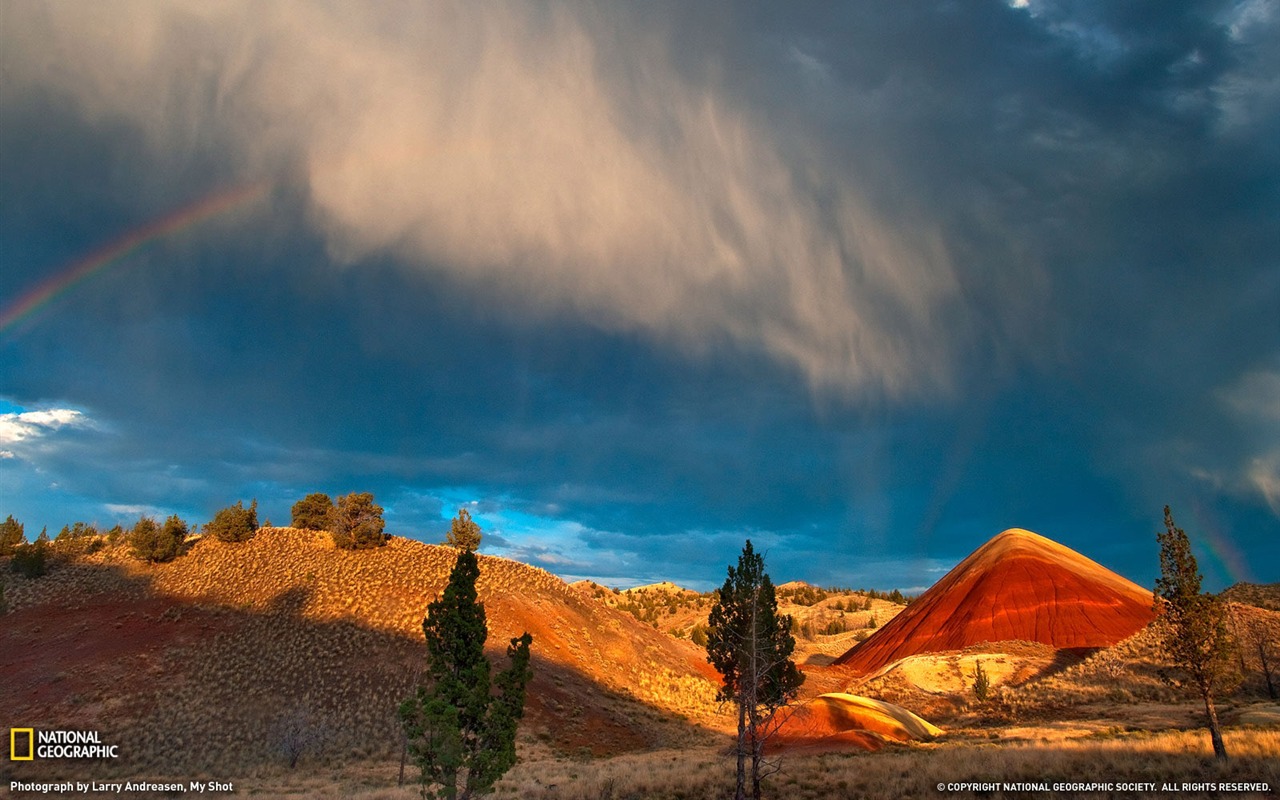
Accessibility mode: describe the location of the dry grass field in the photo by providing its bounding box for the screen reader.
[95,728,1278,799]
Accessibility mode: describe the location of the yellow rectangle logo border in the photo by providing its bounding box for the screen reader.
[11,727,34,760]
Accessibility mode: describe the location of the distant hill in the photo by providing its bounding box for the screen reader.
[834,528,1155,675]
[624,581,699,595]
[571,577,906,671]
[1222,582,1280,612]
[1,529,722,777]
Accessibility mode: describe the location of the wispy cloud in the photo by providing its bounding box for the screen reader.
[1248,455,1280,515]
[1219,369,1280,515]
[1,1,960,396]
[1221,370,1280,421]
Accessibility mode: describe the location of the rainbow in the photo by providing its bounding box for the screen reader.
[0,180,270,335]
[1189,499,1253,586]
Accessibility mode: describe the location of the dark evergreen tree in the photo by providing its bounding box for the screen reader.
[55,521,98,542]
[291,493,335,531]
[445,508,482,552]
[207,500,260,542]
[10,539,48,578]
[1155,505,1238,760]
[53,521,103,556]
[329,492,387,549]
[399,549,533,799]
[130,515,186,563]
[0,515,19,556]
[706,540,804,800]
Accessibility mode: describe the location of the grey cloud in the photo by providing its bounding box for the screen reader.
[1219,369,1280,514]
[1,0,963,396]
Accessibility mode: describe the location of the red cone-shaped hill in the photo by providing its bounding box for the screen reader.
[834,528,1155,675]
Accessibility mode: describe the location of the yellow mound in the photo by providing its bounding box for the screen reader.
[871,651,1053,695]
[772,693,941,752]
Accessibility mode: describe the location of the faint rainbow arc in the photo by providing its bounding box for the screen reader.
[1188,501,1253,586]
[0,180,271,334]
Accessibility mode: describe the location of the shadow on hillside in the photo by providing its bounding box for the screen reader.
[1028,646,1099,682]
[0,554,721,784]
[803,653,838,666]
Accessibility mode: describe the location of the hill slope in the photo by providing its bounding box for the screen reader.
[2,529,721,776]
[1222,582,1280,612]
[834,528,1155,675]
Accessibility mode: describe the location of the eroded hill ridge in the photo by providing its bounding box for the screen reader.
[834,528,1157,675]
[2,528,722,772]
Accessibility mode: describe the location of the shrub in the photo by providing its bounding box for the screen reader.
[329,492,386,549]
[0,515,25,556]
[973,660,991,702]
[290,493,334,531]
[55,521,98,541]
[10,540,48,578]
[824,618,849,635]
[130,515,186,563]
[54,521,103,556]
[445,507,482,551]
[206,500,259,543]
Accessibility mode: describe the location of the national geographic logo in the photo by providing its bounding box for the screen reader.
[10,729,33,761]
[9,729,119,760]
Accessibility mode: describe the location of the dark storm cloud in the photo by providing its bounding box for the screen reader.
[1,1,1276,589]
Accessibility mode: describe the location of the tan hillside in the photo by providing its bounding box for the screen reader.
[1223,582,1280,612]
[1,529,723,778]
[624,581,697,595]
[573,577,905,669]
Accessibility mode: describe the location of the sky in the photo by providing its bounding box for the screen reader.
[1,1,1277,592]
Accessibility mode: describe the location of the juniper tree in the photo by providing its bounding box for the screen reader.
[0,515,23,556]
[399,549,533,799]
[1155,505,1238,760]
[445,508,482,552]
[329,492,387,549]
[706,540,804,800]
[55,521,98,542]
[291,493,334,531]
[207,500,259,542]
[10,539,48,578]
[52,521,103,557]
[129,515,187,563]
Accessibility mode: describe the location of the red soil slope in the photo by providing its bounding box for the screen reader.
[834,528,1155,675]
